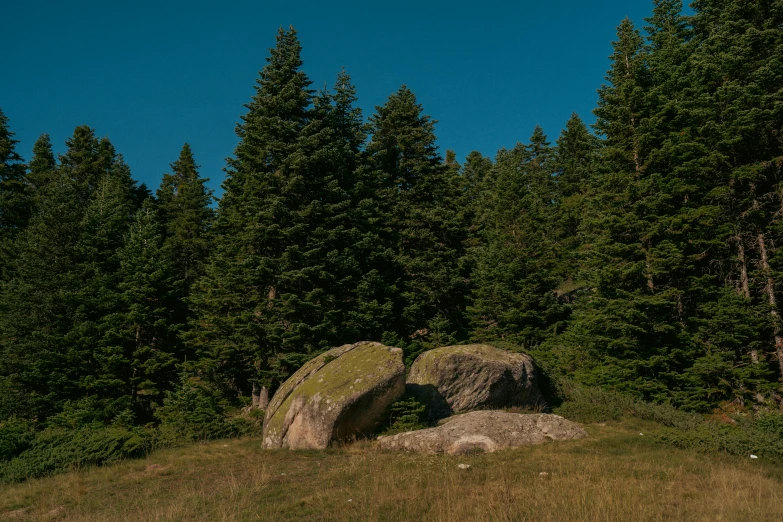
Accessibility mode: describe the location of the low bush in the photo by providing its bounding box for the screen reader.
[0,418,36,461]
[155,376,261,444]
[381,396,428,435]
[656,412,783,462]
[0,424,154,484]
[552,377,783,462]
[553,379,702,430]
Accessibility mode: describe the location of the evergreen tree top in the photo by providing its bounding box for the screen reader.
[245,26,313,125]
[332,69,366,152]
[527,125,552,165]
[367,85,442,190]
[0,108,25,181]
[645,0,690,50]
[29,134,56,177]
[225,26,314,199]
[171,143,200,182]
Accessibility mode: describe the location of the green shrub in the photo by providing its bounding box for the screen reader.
[0,418,36,461]
[552,378,783,462]
[0,425,154,484]
[382,397,428,435]
[553,379,701,430]
[656,418,783,462]
[156,376,259,443]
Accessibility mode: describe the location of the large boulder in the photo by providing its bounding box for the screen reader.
[407,344,540,419]
[377,411,587,455]
[263,342,405,450]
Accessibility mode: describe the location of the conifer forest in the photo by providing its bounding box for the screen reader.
[1,0,783,481]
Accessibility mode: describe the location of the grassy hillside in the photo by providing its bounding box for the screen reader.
[1,418,781,521]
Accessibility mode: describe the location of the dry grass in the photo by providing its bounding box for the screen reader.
[1,420,782,521]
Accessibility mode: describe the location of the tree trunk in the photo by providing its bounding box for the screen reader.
[758,233,783,378]
[251,383,270,410]
[259,386,269,410]
[645,251,655,293]
[624,53,641,175]
[737,234,757,363]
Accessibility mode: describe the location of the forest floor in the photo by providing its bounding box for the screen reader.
[1,418,782,522]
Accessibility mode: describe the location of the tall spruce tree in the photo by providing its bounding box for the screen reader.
[558,18,685,402]
[0,127,141,421]
[0,170,84,420]
[188,27,365,404]
[364,86,468,350]
[156,143,214,300]
[469,127,564,347]
[99,199,178,421]
[0,108,29,274]
[681,0,783,394]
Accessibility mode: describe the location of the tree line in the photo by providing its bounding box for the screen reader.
[1,0,781,435]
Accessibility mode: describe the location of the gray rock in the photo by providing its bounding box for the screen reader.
[263,341,405,450]
[376,411,587,455]
[407,344,540,419]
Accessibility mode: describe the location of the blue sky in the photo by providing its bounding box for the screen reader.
[2,0,661,196]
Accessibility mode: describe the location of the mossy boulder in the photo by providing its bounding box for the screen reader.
[407,344,540,420]
[263,342,405,449]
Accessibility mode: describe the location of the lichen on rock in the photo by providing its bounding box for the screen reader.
[407,344,541,420]
[263,341,405,449]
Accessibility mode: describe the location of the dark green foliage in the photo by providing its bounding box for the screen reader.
[364,86,469,343]
[0,419,35,461]
[0,108,30,274]
[0,425,154,484]
[383,396,428,434]
[156,374,260,442]
[656,414,783,462]
[469,126,566,347]
[156,143,214,299]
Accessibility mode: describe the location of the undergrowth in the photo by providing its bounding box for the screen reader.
[553,377,783,462]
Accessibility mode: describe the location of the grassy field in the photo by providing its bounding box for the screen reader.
[1,419,782,522]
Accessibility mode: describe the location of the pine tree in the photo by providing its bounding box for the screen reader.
[99,199,178,420]
[0,168,84,420]
[0,108,30,274]
[364,86,468,348]
[469,127,564,347]
[550,113,599,288]
[0,127,140,421]
[188,27,364,403]
[28,133,57,193]
[558,19,685,402]
[156,143,214,298]
[682,0,783,389]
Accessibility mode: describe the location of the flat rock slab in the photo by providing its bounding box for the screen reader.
[376,411,587,455]
[263,342,405,450]
[407,344,540,420]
